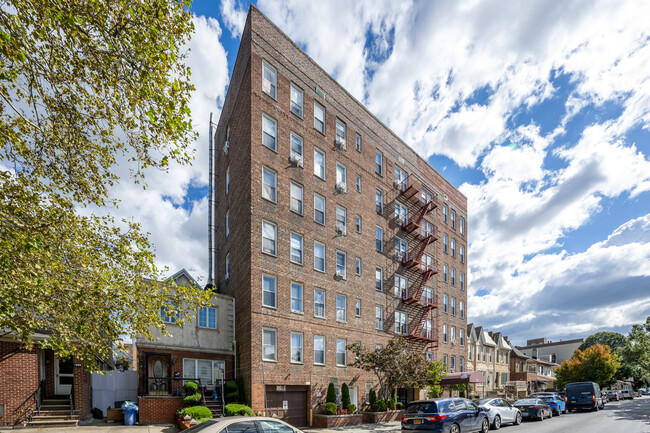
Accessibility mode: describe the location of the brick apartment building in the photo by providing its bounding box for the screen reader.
[213,6,468,426]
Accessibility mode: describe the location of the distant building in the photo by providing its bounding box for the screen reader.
[517,337,584,365]
[508,344,559,394]
[466,324,512,397]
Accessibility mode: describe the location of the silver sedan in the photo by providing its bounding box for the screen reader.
[478,398,522,430]
[185,416,304,433]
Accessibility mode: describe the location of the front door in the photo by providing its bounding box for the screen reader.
[147,354,170,395]
[54,356,74,395]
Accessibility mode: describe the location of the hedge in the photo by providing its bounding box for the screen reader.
[224,404,255,417]
[178,406,212,421]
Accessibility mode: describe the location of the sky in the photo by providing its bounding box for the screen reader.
[104,0,650,346]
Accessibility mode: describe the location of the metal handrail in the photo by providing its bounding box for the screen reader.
[14,380,43,425]
[70,375,75,416]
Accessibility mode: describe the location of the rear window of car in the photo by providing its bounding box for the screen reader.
[516,399,537,405]
[566,383,594,394]
[406,403,438,414]
[540,396,555,401]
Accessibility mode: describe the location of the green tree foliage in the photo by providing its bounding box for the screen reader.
[326,383,337,404]
[555,344,621,389]
[341,383,350,409]
[620,316,650,372]
[0,0,210,367]
[368,388,377,408]
[426,360,447,398]
[579,332,628,352]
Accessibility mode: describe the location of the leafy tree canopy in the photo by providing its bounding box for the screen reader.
[555,344,621,389]
[578,332,628,352]
[620,316,650,372]
[0,0,210,368]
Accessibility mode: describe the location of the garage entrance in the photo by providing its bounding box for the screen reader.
[265,385,308,427]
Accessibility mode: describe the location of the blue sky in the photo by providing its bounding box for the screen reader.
[107,0,650,346]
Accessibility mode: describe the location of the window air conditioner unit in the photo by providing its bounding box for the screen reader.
[335,137,346,150]
[396,216,406,226]
[336,223,346,235]
[335,269,345,278]
[223,140,229,155]
[393,180,402,189]
[289,154,303,167]
[335,182,347,194]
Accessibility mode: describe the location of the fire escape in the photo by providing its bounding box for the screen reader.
[395,175,439,348]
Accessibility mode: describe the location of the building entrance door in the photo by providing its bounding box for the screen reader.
[54,356,73,395]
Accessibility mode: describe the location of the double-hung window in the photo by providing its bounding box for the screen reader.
[394,166,407,189]
[262,114,277,151]
[443,264,448,283]
[226,167,230,195]
[336,339,347,366]
[262,221,277,255]
[443,234,449,254]
[290,333,303,363]
[314,288,326,318]
[198,306,216,329]
[375,150,383,175]
[375,188,383,214]
[355,216,362,233]
[262,274,277,308]
[395,202,408,226]
[336,250,346,279]
[451,210,456,229]
[394,237,407,262]
[460,217,465,235]
[460,329,465,346]
[443,294,448,313]
[443,325,448,343]
[336,295,347,322]
[355,257,362,275]
[450,355,456,373]
[443,204,448,223]
[314,193,326,225]
[375,306,383,330]
[336,206,347,234]
[336,119,346,148]
[290,182,303,215]
[422,287,434,304]
[225,253,230,280]
[422,253,434,272]
[375,226,383,251]
[395,275,407,298]
[460,272,465,291]
[291,282,303,313]
[460,245,465,263]
[262,328,277,361]
[355,299,361,317]
[460,301,465,318]
[314,148,326,179]
[314,102,325,134]
[314,241,325,272]
[395,311,408,334]
[290,132,303,162]
[336,163,347,192]
[290,83,303,117]
[262,61,277,98]
[421,189,433,205]
[451,298,456,316]
[225,210,229,237]
[451,239,456,258]
[314,336,325,365]
[290,232,303,264]
[262,166,277,202]
[356,134,362,152]
[451,268,456,286]
[375,266,383,291]
[355,175,361,193]
[421,220,434,239]
[423,319,432,339]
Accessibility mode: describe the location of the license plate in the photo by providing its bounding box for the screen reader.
[571,401,576,403]
[414,420,422,424]
[519,408,523,411]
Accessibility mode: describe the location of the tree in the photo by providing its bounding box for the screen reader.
[426,360,447,398]
[555,344,621,389]
[326,383,337,404]
[0,0,210,367]
[341,383,350,409]
[620,316,650,372]
[578,332,628,352]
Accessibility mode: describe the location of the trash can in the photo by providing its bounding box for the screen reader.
[121,401,138,426]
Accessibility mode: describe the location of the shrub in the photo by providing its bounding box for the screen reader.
[225,391,240,404]
[183,381,199,395]
[323,402,337,415]
[326,383,337,404]
[224,404,255,417]
[386,399,396,410]
[183,392,202,406]
[225,381,240,404]
[178,406,212,421]
[225,380,239,393]
[346,404,356,413]
[341,383,351,409]
[396,402,403,410]
[376,400,386,411]
[368,388,377,408]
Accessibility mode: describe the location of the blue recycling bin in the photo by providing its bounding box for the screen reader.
[121,401,138,426]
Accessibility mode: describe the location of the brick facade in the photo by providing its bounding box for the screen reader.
[214,6,468,422]
[137,396,185,424]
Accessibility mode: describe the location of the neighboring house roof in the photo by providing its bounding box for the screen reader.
[517,338,584,350]
[492,332,512,350]
[467,323,478,343]
[166,268,202,290]
[476,327,497,347]
[511,346,530,359]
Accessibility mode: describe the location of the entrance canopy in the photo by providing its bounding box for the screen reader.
[440,371,486,386]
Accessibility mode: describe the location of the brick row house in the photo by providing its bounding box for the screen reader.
[213,6,468,427]
[466,325,512,398]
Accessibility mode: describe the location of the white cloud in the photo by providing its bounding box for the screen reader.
[220,0,248,38]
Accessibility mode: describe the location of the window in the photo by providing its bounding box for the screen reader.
[336,250,347,278]
[425,352,434,362]
[375,266,383,291]
[443,264,448,283]
[375,306,383,330]
[198,306,216,329]
[375,226,383,251]
[336,339,347,366]
[355,299,361,317]
[443,294,448,313]
[291,282,303,313]
[314,193,326,224]
[451,298,456,316]
[443,204,448,223]
[460,301,465,319]
[460,357,465,372]
[451,239,456,258]
[469,345,473,361]
[394,166,407,189]
[314,241,325,272]
[460,272,465,291]
[375,188,383,214]
[451,210,456,229]
[314,288,326,318]
[394,237,408,262]
[336,295,347,322]
[395,202,408,227]
[451,268,456,286]
[443,234,448,253]
[336,119,346,147]
[262,328,277,361]
[226,166,230,195]
[460,245,465,263]
[290,232,303,264]
[262,166,277,202]
[314,335,325,365]
[450,356,456,373]
[375,150,383,175]
[422,220,434,239]
[443,324,448,343]
[262,220,277,255]
[314,102,325,133]
[355,257,362,275]
[489,348,493,362]
[422,253,434,272]
[421,189,433,204]
[460,217,465,235]
[290,83,303,117]
[183,359,225,386]
[225,253,230,280]
[260,421,294,433]
[262,61,277,98]
[262,114,277,151]
[291,333,303,363]
[225,210,229,237]
[395,311,408,334]
[395,275,408,298]
[336,205,347,234]
[356,134,361,152]
[336,163,347,191]
[376,344,383,350]
[423,319,432,339]
[423,287,434,305]
[290,182,303,215]
[314,148,326,179]
[451,326,456,344]
[355,175,361,193]
[290,132,303,161]
[355,215,362,233]
[262,274,277,308]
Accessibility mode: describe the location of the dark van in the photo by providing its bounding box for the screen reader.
[565,382,604,411]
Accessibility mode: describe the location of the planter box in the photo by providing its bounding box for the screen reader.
[361,410,404,423]
[312,414,363,428]
[176,417,192,431]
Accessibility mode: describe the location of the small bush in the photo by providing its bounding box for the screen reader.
[326,383,337,404]
[396,402,403,410]
[341,383,351,409]
[225,391,240,404]
[323,402,337,415]
[178,406,212,421]
[225,380,239,393]
[224,404,255,417]
[368,388,377,408]
[183,381,199,395]
[386,399,396,410]
[184,392,202,406]
[376,400,386,411]
[346,404,356,413]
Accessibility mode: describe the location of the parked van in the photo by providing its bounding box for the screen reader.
[566,382,604,411]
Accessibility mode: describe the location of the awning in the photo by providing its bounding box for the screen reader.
[440,371,486,386]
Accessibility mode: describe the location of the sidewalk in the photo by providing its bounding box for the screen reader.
[305,421,399,433]
[0,419,178,433]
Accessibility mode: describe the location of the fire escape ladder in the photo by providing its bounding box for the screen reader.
[402,273,437,309]
[404,309,437,345]
[403,201,432,234]
[402,234,433,269]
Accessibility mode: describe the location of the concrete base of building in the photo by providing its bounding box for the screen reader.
[361,410,404,423]
[312,414,363,428]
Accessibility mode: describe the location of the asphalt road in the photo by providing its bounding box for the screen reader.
[498,396,650,433]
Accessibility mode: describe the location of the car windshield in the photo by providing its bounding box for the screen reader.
[406,402,438,414]
[540,396,556,401]
[185,420,219,432]
[516,399,537,405]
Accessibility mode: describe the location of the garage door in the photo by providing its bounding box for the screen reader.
[265,385,308,427]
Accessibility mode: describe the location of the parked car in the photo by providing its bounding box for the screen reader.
[620,390,634,399]
[566,382,604,411]
[185,416,303,433]
[513,398,553,421]
[640,389,649,396]
[402,398,490,433]
[478,398,522,430]
[603,390,620,401]
[538,394,567,415]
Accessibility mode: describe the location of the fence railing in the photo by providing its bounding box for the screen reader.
[14,379,44,425]
[141,377,206,397]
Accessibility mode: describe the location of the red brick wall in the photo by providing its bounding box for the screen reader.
[138,396,185,424]
[0,341,39,426]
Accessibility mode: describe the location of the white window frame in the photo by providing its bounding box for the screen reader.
[183,359,225,385]
[460,272,465,291]
[375,226,384,252]
[451,297,456,316]
[262,220,277,256]
[451,239,456,258]
[375,266,383,291]
[394,166,407,189]
[395,202,408,225]
[460,245,465,263]
[314,147,326,180]
[375,188,384,214]
[443,264,449,283]
[262,274,277,308]
[355,215,362,233]
[225,210,229,237]
[443,204,448,223]
[451,210,456,229]
[356,134,361,152]
[394,237,408,262]
[336,205,347,234]
[355,175,361,193]
[355,257,362,276]
[314,193,326,225]
[262,61,277,99]
[290,83,303,118]
[198,306,217,329]
[395,311,408,334]
[395,274,408,298]
[336,250,347,279]
[443,324,448,343]
[375,150,383,175]
[291,282,303,313]
[336,162,347,192]
[460,301,465,319]
[336,118,346,143]
[262,114,277,151]
[443,294,448,313]
[290,332,303,364]
[375,305,383,330]
[336,294,347,323]
[290,182,303,215]
[314,288,326,319]
[262,327,277,361]
[314,241,326,272]
[290,232,303,265]
[336,339,347,367]
[443,234,449,253]
[314,102,325,134]
[314,335,325,365]
[355,299,361,317]
[262,166,277,203]
[290,132,304,161]
[225,253,230,281]
[460,217,465,235]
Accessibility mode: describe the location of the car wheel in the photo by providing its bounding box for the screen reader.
[539,410,544,421]
[481,418,490,433]
[593,404,599,412]
[450,423,460,433]
[548,409,552,418]
[556,409,561,417]
[514,412,522,425]
[492,415,501,430]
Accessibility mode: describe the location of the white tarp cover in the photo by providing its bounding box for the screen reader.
[91,370,138,416]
